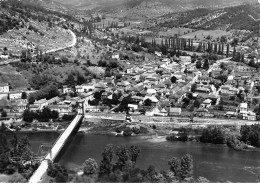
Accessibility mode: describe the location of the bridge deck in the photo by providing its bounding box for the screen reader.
[29,114,83,183]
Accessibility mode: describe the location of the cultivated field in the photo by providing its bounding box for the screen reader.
[180,29,231,41]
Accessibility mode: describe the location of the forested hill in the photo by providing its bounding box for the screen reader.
[159,4,260,33]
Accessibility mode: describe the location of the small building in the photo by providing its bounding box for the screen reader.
[160,108,168,116]
[9,91,22,100]
[0,83,9,93]
[169,107,181,116]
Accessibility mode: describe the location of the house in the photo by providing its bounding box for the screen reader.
[85,105,109,112]
[34,99,48,110]
[145,106,160,116]
[220,85,239,95]
[197,76,211,85]
[117,81,131,90]
[101,92,112,100]
[131,96,143,103]
[195,109,214,118]
[160,108,168,116]
[48,104,72,115]
[169,107,181,116]
[143,95,159,106]
[239,103,248,113]
[95,82,107,91]
[9,91,22,100]
[62,85,71,94]
[224,111,238,118]
[0,83,9,93]
[29,105,39,111]
[128,104,138,112]
[201,99,212,108]
[0,55,9,59]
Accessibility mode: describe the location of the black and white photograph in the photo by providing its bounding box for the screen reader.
[0,0,260,183]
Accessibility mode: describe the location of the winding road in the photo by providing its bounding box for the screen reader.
[0,29,77,65]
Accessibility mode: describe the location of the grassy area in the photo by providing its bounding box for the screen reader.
[180,30,231,41]
[0,174,12,183]
[0,65,29,90]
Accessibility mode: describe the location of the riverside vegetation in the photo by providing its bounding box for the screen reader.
[45,144,209,183]
[166,124,260,151]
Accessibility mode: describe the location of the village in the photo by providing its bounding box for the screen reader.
[1,34,260,131]
[1,8,260,132]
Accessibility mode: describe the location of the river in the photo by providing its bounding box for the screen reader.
[22,132,260,183]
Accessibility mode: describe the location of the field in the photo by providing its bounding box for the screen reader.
[180,30,231,41]
[159,27,196,37]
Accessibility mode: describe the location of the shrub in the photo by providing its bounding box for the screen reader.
[82,158,98,175]
[123,128,132,136]
[166,134,177,141]
[132,127,141,134]
[8,173,27,183]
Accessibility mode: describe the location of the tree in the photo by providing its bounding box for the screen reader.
[8,173,27,183]
[180,154,193,179]
[99,144,114,176]
[190,84,197,92]
[203,59,209,70]
[47,162,68,182]
[51,110,59,120]
[144,99,152,106]
[28,94,35,104]
[195,60,201,69]
[168,157,181,178]
[1,110,7,118]
[171,76,177,83]
[115,145,130,170]
[129,145,141,164]
[83,158,98,175]
[22,109,34,123]
[21,92,27,99]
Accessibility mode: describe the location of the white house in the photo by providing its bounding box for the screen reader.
[34,99,48,110]
[0,55,9,59]
[0,83,9,93]
[9,91,22,100]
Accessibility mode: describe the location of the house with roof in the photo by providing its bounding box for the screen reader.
[101,92,112,100]
[145,106,161,116]
[197,76,212,85]
[0,83,9,93]
[118,81,131,90]
[48,104,73,115]
[195,109,214,118]
[159,108,168,116]
[169,107,181,116]
[131,96,143,103]
[29,104,39,112]
[34,99,48,110]
[95,82,107,91]
[143,95,159,106]
[62,85,72,94]
[9,91,22,100]
[201,99,212,109]
[220,85,239,95]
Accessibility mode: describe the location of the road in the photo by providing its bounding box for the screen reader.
[0,29,77,66]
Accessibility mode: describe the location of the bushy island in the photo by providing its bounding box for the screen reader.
[166,124,260,151]
[45,144,209,183]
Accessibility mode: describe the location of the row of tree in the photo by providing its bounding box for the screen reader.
[46,144,208,183]
[23,107,59,122]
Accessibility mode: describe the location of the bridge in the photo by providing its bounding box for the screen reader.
[29,101,85,183]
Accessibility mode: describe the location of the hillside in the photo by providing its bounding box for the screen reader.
[0,0,75,57]
[51,0,258,19]
[158,4,260,33]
